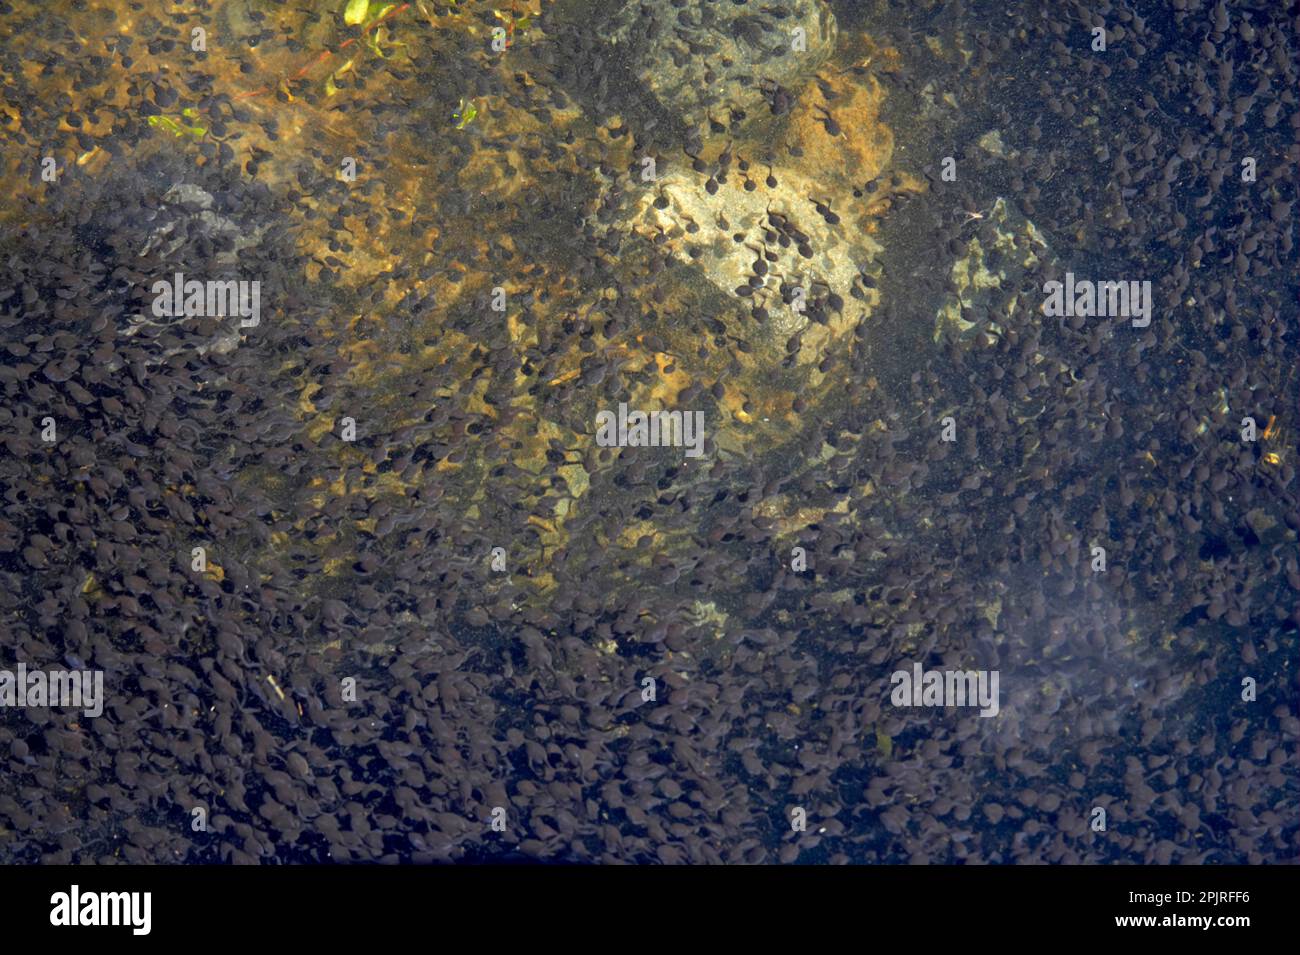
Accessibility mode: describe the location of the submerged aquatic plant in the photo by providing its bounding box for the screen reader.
[342,0,405,54]
[324,3,408,97]
[492,6,531,48]
[237,3,411,100]
[344,0,372,26]
[148,107,207,139]
[324,57,358,97]
[452,98,477,130]
[366,5,408,57]
[325,3,405,97]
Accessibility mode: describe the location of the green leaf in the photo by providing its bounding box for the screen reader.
[453,99,477,129]
[344,0,371,26]
[148,113,205,139]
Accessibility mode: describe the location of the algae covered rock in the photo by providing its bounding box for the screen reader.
[934,196,1049,343]
[605,0,837,136]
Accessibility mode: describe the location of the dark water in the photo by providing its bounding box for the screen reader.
[0,0,1295,865]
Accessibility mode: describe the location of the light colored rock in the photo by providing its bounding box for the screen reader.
[934,197,1048,342]
[163,182,214,209]
[625,164,880,351]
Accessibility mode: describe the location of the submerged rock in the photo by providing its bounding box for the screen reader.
[934,197,1049,342]
[643,166,876,364]
[630,163,879,342]
[582,43,921,455]
[784,70,896,189]
[139,182,266,267]
[589,157,885,460]
[605,0,837,137]
[127,181,269,357]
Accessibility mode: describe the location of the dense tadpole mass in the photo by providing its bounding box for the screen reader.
[0,0,1295,873]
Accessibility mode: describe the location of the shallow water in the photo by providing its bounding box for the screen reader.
[0,0,1296,865]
